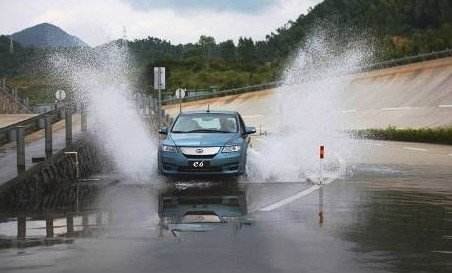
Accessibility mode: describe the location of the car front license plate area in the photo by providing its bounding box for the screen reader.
[189,160,210,169]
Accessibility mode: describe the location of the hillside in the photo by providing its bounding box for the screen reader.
[1,0,452,104]
[267,0,452,60]
[11,23,88,48]
[128,0,452,90]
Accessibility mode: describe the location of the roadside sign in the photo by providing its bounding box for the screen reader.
[55,90,66,101]
[175,88,186,99]
[320,145,325,159]
[154,67,166,90]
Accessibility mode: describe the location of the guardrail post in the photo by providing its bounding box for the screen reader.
[17,216,26,240]
[96,212,103,226]
[146,96,150,115]
[66,215,74,234]
[16,126,25,174]
[45,116,52,158]
[81,103,87,132]
[65,104,72,147]
[46,217,54,238]
[82,214,89,231]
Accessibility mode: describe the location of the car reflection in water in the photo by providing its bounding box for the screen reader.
[158,183,250,237]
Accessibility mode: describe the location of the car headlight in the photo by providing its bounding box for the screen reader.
[222,145,241,153]
[162,145,177,153]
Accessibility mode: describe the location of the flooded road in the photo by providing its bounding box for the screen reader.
[0,157,450,273]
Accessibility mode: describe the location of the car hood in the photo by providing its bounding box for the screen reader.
[169,133,239,146]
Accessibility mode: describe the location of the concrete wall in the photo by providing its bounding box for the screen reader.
[0,136,105,210]
[163,57,452,130]
[343,57,452,129]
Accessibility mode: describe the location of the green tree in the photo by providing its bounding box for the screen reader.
[237,37,256,64]
[218,40,236,61]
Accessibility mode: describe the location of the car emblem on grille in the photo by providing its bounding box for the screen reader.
[195,148,204,154]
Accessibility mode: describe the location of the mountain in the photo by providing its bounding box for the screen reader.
[11,23,88,48]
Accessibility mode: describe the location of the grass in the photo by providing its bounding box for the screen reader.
[354,126,452,145]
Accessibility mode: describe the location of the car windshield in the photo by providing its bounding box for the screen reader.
[172,113,238,133]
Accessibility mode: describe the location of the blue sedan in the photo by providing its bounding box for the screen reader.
[158,110,256,176]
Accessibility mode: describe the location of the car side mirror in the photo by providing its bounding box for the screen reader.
[245,127,256,135]
[159,127,168,135]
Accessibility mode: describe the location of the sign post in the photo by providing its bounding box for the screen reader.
[154,67,166,127]
[175,88,186,113]
[55,89,66,119]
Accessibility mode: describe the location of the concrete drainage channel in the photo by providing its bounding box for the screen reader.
[0,135,121,249]
[0,136,105,209]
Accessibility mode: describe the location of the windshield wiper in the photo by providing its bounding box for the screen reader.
[185,129,232,133]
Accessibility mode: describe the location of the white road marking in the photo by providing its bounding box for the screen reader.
[259,185,320,212]
[432,251,452,254]
[438,104,452,108]
[381,107,412,111]
[342,109,357,113]
[403,147,428,152]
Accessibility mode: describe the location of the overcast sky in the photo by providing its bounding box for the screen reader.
[0,0,321,46]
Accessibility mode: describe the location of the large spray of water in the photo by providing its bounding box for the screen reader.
[247,30,372,182]
[51,44,158,182]
[50,27,371,185]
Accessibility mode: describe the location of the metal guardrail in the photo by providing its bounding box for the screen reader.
[0,102,87,183]
[361,48,452,71]
[162,48,452,105]
[162,81,282,105]
[0,108,63,146]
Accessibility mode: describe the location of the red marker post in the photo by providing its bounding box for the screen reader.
[319,145,325,224]
[319,145,325,184]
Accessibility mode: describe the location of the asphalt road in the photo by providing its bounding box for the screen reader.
[0,140,451,273]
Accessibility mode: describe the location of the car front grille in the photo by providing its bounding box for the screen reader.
[183,154,216,159]
[180,147,221,158]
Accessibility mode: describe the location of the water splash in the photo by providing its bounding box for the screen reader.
[248,29,372,182]
[51,44,158,183]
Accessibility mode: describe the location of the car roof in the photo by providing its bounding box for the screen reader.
[179,110,239,115]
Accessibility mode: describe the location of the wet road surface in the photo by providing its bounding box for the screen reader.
[0,147,451,273]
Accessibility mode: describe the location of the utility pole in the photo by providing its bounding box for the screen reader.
[122,26,128,48]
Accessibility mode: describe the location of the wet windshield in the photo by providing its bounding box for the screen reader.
[172,114,238,133]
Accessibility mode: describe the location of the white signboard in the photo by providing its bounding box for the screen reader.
[154,67,166,90]
[175,88,186,99]
[55,89,66,101]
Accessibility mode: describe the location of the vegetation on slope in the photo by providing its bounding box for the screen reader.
[1,0,452,104]
[355,127,452,145]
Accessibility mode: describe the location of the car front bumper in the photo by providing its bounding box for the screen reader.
[158,150,245,176]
